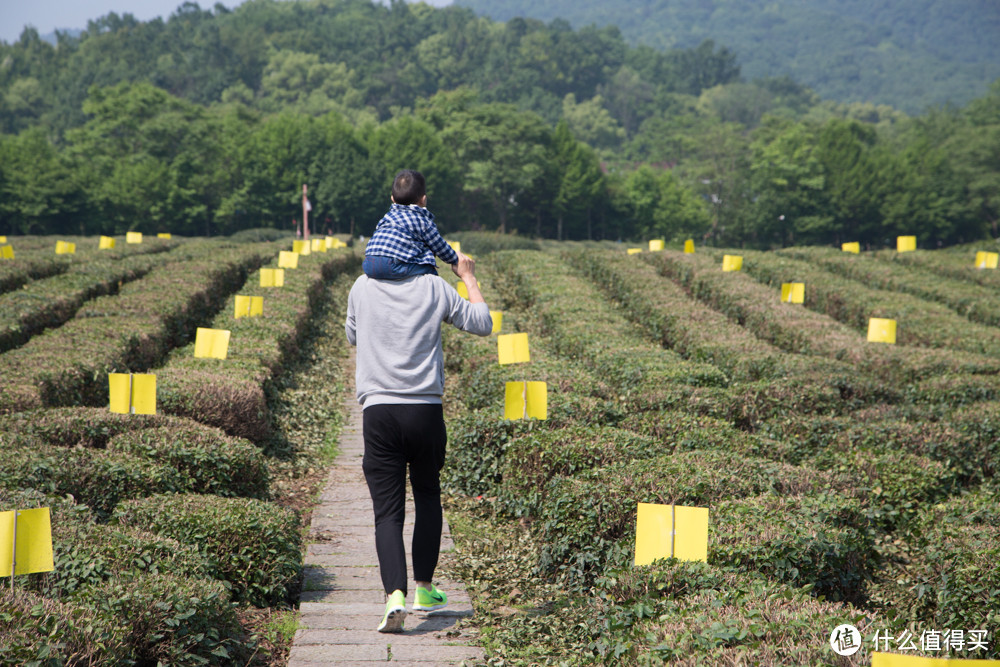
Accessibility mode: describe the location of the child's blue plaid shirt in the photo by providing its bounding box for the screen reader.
[364,203,458,266]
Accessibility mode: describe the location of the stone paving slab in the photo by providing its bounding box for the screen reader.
[299,612,468,632]
[289,357,482,666]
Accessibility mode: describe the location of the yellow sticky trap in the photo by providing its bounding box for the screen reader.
[627,248,643,255]
[872,653,1000,667]
[0,236,5,243]
[634,502,709,566]
[234,295,263,318]
[975,251,999,269]
[126,232,142,244]
[867,318,897,344]
[780,282,805,304]
[897,236,916,252]
[497,333,530,365]
[194,327,231,360]
[278,251,299,269]
[722,255,742,272]
[648,239,664,252]
[329,238,346,249]
[260,268,285,287]
[0,508,54,576]
[109,373,156,415]
[0,245,13,260]
[683,239,695,254]
[842,242,860,254]
[292,240,311,256]
[504,381,547,420]
[311,238,326,252]
[99,236,116,249]
[490,310,503,334]
[55,241,76,255]
[448,241,461,253]
[157,233,171,239]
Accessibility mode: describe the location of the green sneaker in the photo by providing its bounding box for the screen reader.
[413,584,448,612]
[377,590,407,633]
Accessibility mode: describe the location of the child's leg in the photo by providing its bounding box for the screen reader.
[363,256,401,280]
[391,262,438,278]
[364,256,439,280]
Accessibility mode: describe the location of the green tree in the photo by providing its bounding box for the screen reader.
[364,114,463,231]
[66,81,224,235]
[551,120,606,240]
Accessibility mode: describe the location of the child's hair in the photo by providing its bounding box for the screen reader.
[391,170,426,206]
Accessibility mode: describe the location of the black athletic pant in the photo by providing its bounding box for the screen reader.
[362,403,446,596]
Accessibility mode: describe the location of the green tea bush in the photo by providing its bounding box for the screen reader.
[0,442,187,518]
[108,426,270,499]
[78,573,251,666]
[531,452,852,588]
[744,249,1000,359]
[0,486,212,602]
[491,251,730,408]
[496,425,662,517]
[893,246,1000,288]
[0,250,172,353]
[113,494,302,607]
[0,589,129,666]
[590,564,876,665]
[761,407,999,485]
[780,246,1000,329]
[448,230,540,254]
[0,250,70,295]
[646,250,1000,383]
[443,409,538,497]
[156,250,359,442]
[0,241,278,413]
[228,227,293,243]
[711,494,875,603]
[571,248,835,382]
[868,486,1000,632]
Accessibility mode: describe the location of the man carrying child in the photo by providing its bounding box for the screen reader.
[346,169,492,632]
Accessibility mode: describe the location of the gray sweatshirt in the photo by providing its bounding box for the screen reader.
[345,273,493,407]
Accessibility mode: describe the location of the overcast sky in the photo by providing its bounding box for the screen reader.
[1,0,453,45]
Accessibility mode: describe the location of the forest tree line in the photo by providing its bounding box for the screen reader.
[457,0,1000,114]
[0,0,998,247]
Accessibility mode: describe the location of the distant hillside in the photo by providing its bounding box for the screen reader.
[457,0,1000,113]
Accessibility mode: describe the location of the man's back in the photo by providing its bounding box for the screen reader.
[346,273,492,407]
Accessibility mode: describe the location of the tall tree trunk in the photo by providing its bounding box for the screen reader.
[557,214,563,241]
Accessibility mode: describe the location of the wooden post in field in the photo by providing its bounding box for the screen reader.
[302,184,310,240]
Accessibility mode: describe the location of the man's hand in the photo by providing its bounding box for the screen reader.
[451,251,475,279]
[451,252,485,304]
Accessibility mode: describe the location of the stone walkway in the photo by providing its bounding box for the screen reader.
[289,367,484,666]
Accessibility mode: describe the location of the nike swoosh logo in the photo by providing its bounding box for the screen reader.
[428,592,444,602]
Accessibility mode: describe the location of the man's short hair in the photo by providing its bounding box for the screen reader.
[392,170,426,206]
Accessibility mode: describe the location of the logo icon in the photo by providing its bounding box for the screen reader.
[830,624,862,656]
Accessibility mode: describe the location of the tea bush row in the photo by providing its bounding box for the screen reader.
[779,246,1000,328]
[570,248,894,421]
[156,248,360,443]
[644,250,1000,389]
[736,249,1000,359]
[0,408,271,501]
[443,247,1000,661]
[0,242,184,353]
[0,488,262,665]
[489,250,732,415]
[0,240,279,413]
[891,244,1000,289]
[0,235,177,295]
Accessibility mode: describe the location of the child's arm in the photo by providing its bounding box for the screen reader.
[419,219,460,265]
